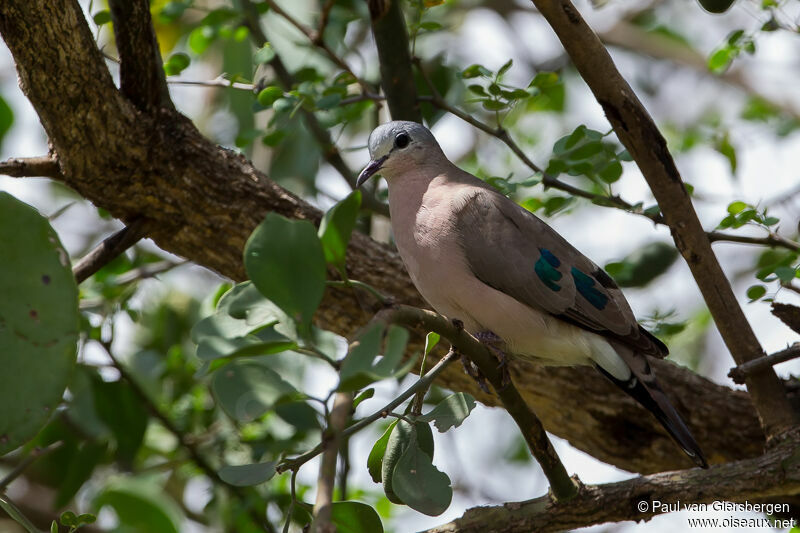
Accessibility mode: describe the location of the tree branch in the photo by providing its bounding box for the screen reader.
[367,0,422,122]
[378,305,578,501]
[424,429,800,533]
[0,155,60,178]
[527,0,798,436]
[108,0,174,111]
[72,219,149,283]
[730,343,800,385]
[311,392,352,533]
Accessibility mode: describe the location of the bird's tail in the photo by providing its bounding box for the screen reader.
[596,350,709,469]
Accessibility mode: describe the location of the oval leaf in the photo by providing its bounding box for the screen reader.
[0,193,78,456]
[419,392,476,432]
[391,432,452,516]
[318,191,362,269]
[330,501,384,533]
[212,361,298,421]
[244,213,326,337]
[219,462,276,486]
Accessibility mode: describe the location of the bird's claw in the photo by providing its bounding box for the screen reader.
[460,354,490,393]
[475,330,511,388]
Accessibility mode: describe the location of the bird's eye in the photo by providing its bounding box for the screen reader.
[394,133,410,149]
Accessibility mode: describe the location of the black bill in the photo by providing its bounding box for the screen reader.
[356,155,388,187]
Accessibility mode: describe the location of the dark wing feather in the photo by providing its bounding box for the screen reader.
[455,188,667,358]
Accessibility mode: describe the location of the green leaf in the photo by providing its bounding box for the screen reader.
[0,95,13,150]
[159,1,190,22]
[91,379,148,466]
[368,420,398,484]
[0,495,40,533]
[605,242,679,287]
[319,191,362,269]
[715,134,737,174]
[391,431,452,516]
[244,213,327,337]
[747,285,767,301]
[339,325,413,391]
[727,201,748,214]
[481,99,507,111]
[775,266,797,283]
[708,46,735,73]
[195,325,296,361]
[93,480,182,533]
[188,26,216,55]
[254,43,276,64]
[163,53,190,76]
[424,332,440,357]
[460,64,490,79]
[51,521,58,533]
[467,84,486,96]
[330,501,384,533]
[353,388,375,409]
[0,193,78,456]
[598,160,623,183]
[212,360,298,421]
[497,59,513,76]
[764,216,780,226]
[257,86,283,107]
[419,392,476,432]
[92,10,111,25]
[219,462,276,486]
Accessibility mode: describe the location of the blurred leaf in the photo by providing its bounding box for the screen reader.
[212,360,298,421]
[0,94,16,149]
[244,213,326,337]
[339,324,413,391]
[92,379,148,466]
[746,284,767,301]
[55,441,108,507]
[92,10,111,25]
[219,461,276,486]
[254,43,276,64]
[605,242,679,287]
[94,480,182,533]
[163,53,190,76]
[330,501,384,533]
[0,193,78,456]
[715,134,737,175]
[353,388,375,409]
[319,191,362,269]
[419,392,476,432]
[424,332,440,357]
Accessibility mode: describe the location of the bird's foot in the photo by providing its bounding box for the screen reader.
[451,318,464,331]
[460,354,490,394]
[475,330,511,388]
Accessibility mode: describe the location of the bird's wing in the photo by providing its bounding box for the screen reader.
[454,187,667,358]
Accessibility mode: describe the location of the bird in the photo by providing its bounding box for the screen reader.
[356,120,708,469]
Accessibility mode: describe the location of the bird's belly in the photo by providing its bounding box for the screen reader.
[410,262,595,368]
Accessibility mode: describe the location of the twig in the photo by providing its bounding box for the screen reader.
[708,230,800,252]
[311,392,352,533]
[380,305,579,501]
[0,155,61,178]
[0,441,64,492]
[528,0,797,435]
[262,0,372,94]
[276,348,459,474]
[72,219,149,283]
[167,78,256,92]
[729,343,800,384]
[113,260,184,284]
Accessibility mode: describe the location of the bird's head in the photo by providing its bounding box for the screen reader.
[356,121,444,187]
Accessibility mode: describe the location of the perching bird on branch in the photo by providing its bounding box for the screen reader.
[357,120,708,469]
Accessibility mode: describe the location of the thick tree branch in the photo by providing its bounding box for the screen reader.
[108,0,174,111]
[0,0,769,475]
[424,430,800,533]
[366,0,422,122]
[528,0,798,436]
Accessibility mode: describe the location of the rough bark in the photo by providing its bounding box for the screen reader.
[528,0,798,436]
[0,0,769,474]
[425,431,800,533]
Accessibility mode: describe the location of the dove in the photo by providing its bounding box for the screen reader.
[356,120,707,468]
